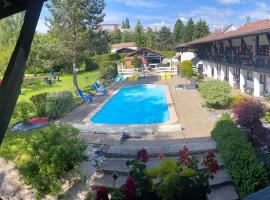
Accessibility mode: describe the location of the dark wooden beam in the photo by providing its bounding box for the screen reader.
[241,38,256,66]
[0,0,44,144]
[266,33,270,45]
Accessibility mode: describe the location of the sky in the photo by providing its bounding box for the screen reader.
[36,0,270,33]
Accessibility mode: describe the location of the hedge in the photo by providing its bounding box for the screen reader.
[211,114,267,197]
[198,80,231,109]
[30,93,48,117]
[46,91,74,119]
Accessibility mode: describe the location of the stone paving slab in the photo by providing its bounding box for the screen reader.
[100,153,224,175]
[208,185,239,200]
[107,138,216,158]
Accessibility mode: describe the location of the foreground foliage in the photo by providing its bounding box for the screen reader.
[232,98,264,130]
[211,114,267,197]
[95,148,218,200]
[198,80,231,109]
[180,60,193,78]
[19,125,86,198]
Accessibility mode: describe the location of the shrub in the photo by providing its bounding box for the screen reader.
[232,98,264,129]
[99,61,118,80]
[84,58,99,71]
[180,60,193,78]
[30,93,48,117]
[19,125,87,197]
[14,101,34,124]
[46,91,74,119]
[211,114,267,197]
[99,148,218,200]
[229,94,246,108]
[198,80,232,109]
[264,112,270,123]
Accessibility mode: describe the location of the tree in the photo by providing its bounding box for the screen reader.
[111,29,122,44]
[145,27,157,49]
[173,19,184,44]
[156,26,173,51]
[122,18,130,29]
[134,20,146,48]
[121,30,134,42]
[182,18,195,43]
[194,19,209,39]
[47,0,105,89]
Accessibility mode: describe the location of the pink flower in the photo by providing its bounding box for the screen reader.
[124,176,136,199]
[136,148,149,162]
[157,152,166,160]
[202,151,219,174]
[96,186,109,200]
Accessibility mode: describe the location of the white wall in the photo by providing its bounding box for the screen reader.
[180,52,196,62]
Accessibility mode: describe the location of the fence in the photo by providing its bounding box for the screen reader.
[156,66,178,75]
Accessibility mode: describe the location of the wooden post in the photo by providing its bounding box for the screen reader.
[0,0,44,144]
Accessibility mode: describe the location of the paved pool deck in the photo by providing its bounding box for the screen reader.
[59,75,215,139]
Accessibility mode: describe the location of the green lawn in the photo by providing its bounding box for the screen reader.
[19,70,100,102]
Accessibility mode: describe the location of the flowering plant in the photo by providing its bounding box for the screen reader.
[96,147,218,200]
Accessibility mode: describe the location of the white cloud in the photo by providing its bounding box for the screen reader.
[104,11,131,24]
[178,6,236,31]
[216,0,241,4]
[116,0,165,8]
[245,1,270,20]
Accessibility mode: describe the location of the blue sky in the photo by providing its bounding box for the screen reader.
[37,0,270,33]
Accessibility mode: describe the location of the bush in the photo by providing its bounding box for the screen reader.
[229,94,246,108]
[19,125,87,197]
[30,93,48,117]
[180,60,193,77]
[46,91,74,119]
[100,61,118,80]
[211,114,267,197]
[198,80,232,109]
[14,101,34,124]
[84,58,99,71]
[264,112,270,123]
[232,98,264,129]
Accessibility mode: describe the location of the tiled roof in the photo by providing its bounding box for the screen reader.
[111,42,136,49]
[179,20,270,47]
[127,47,164,57]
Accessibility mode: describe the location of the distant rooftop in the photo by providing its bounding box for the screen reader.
[179,19,270,47]
[111,42,136,49]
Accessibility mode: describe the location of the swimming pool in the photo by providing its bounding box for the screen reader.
[91,85,170,124]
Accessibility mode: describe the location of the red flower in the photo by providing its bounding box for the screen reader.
[136,148,149,162]
[96,186,109,200]
[124,176,136,199]
[179,146,192,167]
[157,152,166,160]
[202,151,219,174]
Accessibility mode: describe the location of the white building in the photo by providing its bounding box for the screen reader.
[177,20,270,97]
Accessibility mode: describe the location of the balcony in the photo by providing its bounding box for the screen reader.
[201,54,270,71]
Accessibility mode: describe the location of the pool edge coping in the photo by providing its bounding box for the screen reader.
[83,84,179,127]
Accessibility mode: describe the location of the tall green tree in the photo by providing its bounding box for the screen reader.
[173,19,184,44]
[156,26,173,51]
[145,27,157,49]
[121,30,134,42]
[182,18,195,43]
[47,0,105,89]
[194,19,209,39]
[134,20,146,48]
[122,18,130,29]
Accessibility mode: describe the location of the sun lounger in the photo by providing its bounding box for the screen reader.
[175,78,197,90]
[160,73,166,80]
[114,75,122,82]
[93,82,108,95]
[77,88,93,104]
[43,78,52,85]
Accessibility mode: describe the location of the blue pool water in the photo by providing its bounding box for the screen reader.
[91,85,170,124]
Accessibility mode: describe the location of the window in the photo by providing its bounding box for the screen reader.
[260,74,265,84]
[234,68,240,76]
[258,45,269,56]
[246,71,253,81]
[243,46,253,55]
[234,47,242,55]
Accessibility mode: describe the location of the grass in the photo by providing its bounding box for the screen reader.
[0,127,50,166]
[19,70,100,102]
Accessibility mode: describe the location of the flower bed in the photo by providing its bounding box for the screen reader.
[94,147,219,200]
